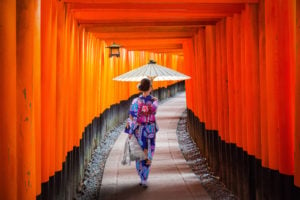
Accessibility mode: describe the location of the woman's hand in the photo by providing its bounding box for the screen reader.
[128,134,132,139]
[152,96,158,101]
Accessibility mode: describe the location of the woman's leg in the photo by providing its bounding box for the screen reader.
[135,137,156,186]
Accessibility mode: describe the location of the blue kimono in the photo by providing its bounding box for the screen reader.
[127,95,159,182]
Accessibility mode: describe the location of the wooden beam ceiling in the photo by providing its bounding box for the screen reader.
[65,0,258,54]
[68,3,244,12]
[93,32,195,40]
[80,20,218,27]
[64,0,258,3]
[73,10,237,22]
[85,26,199,33]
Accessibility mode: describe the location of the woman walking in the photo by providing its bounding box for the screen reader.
[126,78,159,188]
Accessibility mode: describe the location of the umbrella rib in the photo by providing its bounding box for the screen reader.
[158,65,172,80]
[163,66,175,79]
[167,66,189,80]
[158,65,167,80]
[151,64,159,79]
[113,61,190,82]
[141,65,149,78]
[146,65,152,78]
[133,66,145,80]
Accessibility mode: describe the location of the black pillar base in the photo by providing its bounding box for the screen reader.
[187,109,299,200]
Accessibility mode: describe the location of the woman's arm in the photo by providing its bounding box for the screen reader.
[127,98,139,137]
[151,96,158,113]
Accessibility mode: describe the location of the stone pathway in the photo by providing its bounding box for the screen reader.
[99,92,211,200]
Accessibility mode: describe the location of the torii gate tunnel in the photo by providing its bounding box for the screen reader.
[0,0,300,199]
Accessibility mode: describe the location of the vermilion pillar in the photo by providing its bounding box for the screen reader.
[41,0,56,182]
[183,40,195,112]
[244,4,260,158]
[33,1,41,195]
[16,0,40,198]
[78,26,85,142]
[226,17,235,144]
[216,22,223,139]
[205,27,212,130]
[232,13,242,148]
[265,0,295,174]
[55,1,65,171]
[199,29,208,124]
[205,26,217,130]
[196,28,206,121]
[259,0,269,167]
[240,10,247,150]
[220,19,229,143]
[192,35,199,117]
[0,1,17,199]
[296,0,300,188]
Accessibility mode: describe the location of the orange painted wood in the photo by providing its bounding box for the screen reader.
[106,39,185,55]
[199,28,208,123]
[244,4,260,157]
[258,0,269,167]
[192,34,199,117]
[196,28,206,120]
[296,0,300,187]
[69,3,244,13]
[0,1,17,199]
[86,26,199,34]
[265,0,295,174]
[232,13,242,147]
[226,16,235,143]
[205,26,217,130]
[64,0,259,3]
[183,40,194,111]
[94,32,195,40]
[220,19,229,142]
[265,0,280,171]
[50,0,58,178]
[72,11,239,24]
[32,0,42,195]
[55,1,66,171]
[205,27,212,129]
[275,0,295,175]
[41,0,56,182]
[16,0,40,198]
[80,19,219,26]
[216,22,224,139]
[240,10,247,150]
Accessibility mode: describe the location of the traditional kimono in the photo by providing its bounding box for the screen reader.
[127,94,159,182]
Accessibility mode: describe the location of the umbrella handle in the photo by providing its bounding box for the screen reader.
[147,76,156,83]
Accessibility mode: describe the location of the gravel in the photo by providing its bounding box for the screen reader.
[75,122,125,200]
[176,110,238,200]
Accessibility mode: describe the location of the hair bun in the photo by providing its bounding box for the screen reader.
[138,84,143,91]
[138,78,151,92]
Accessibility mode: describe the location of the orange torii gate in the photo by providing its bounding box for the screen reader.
[0,0,299,199]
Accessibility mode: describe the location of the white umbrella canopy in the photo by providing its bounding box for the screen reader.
[113,60,191,82]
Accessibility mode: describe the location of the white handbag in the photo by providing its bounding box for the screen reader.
[128,136,146,161]
[121,137,131,166]
[121,136,146,166]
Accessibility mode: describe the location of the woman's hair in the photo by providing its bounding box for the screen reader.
[138,78,151,92]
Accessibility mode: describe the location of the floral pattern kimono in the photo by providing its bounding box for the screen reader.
[127,94,159,182]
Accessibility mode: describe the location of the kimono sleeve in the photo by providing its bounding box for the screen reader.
[152,99,158,112]
[127,98,139,135]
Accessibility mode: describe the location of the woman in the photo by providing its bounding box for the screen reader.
[126,78,158,188]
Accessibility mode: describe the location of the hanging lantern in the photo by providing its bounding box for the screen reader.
[106,42,121,57]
